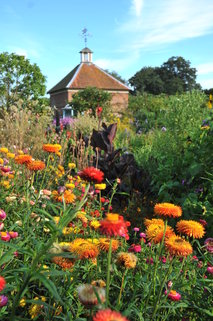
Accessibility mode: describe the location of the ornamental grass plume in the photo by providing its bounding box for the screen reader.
[176,220,205,239]
[165,235,193,257]
[93,309,129,321]
[116,252,138,269]
[15,154,32,165]
[146,223,174,244]
[98,238,120,252]
[27,160,45,171]
[78,166,104,183]
[77,284,106,308]
[42,144,62,153]
[99,214,130,238]
[154,203,182,218]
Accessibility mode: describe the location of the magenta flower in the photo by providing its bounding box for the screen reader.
[146,258,154,265]
[0,210,6,221]
[128,244,141,253]
[204,238,213,253]
[0,295,8,307]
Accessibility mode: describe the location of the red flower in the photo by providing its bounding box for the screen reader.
[99,214,129,238]
[93,309,129,321]
[96,106,103,118]
[78,167,104,183]
[0,276,6,292]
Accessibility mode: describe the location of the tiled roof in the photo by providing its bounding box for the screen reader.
[48,63,129,94]
[47,65,80,94]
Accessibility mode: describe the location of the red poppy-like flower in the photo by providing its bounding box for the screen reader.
[0,276,6,292]
[78,167,104,183]
[96,106,103,118]
[93,309,129,321]
[99,214,129,238]
[165,290,181,301]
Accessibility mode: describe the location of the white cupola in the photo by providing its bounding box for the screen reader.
[80,47,93,63]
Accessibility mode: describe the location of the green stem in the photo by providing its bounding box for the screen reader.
[106,238,112,305]
[151,257,174,320]
[118,269,127,306]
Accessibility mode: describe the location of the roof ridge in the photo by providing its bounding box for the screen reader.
[66,63,83,88]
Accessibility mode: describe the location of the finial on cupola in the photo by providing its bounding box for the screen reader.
[80,28,93,63]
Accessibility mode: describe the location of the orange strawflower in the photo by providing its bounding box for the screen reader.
[15,154,32,165]
[93,309,129,321]
[27,160,45,171]
[154,203,182,218]
[146,223,174,244]
[52,256,75,270]
[117,252,137,269]
[165,235,193,257]
[144,218,164,228]
[176,220,205,239]
[69,238,99,259]
[42,144,62,153]
[98,238,120,252]
[52,190,76,204]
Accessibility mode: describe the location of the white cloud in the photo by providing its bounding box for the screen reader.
[118,0,213,50]
[131,0,144,17]
[197,63,213,75]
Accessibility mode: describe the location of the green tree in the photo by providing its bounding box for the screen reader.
[129,67,164,94]
[70,86,111,117]
[129,56,201,95]
[0,52,46,109]
[159,56,201,94]
[104,69,128,85]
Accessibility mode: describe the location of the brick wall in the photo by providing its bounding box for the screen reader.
[50,89,129,115]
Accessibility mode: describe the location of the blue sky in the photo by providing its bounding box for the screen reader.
[1,0,213,92]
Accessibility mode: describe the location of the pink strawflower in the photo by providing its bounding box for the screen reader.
[0,210,6,221]
[133,227,140,232]
[0,232,11,242]
[165,290,181,301]
[192,255,199,261]
[207,266,213,274]
[128,244,141,253]
[9,231,18,239]
[160,256,167,264]
[139,232,146,238]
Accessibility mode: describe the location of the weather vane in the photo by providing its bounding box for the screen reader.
[81,28,92,47]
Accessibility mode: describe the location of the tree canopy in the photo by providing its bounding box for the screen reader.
[0,52,46,109]
[69,86,111,117]
[129,56,201,95]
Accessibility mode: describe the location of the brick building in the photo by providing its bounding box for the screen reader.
[47,48,129,116]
